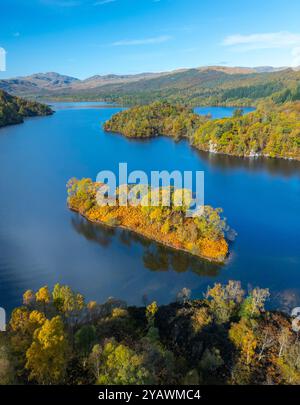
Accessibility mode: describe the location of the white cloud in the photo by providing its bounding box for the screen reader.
[223,32,300,49]
[222,31,300,66]
[112,35,172,46]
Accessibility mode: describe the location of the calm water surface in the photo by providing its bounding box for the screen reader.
[0,104,299,312]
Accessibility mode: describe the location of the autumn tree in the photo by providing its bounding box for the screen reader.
[23,290,35,306]
[257,323,276,361]
[191,307,212,334]
[146,301,158,327]
[25,316,69,384]
[229,319,257,365]
[240,288,270,319]
[35,286,51,313]
[96,340,151,385]
[205,281,244,323]
[9,308,46,362]
[88,344,102,381]
[52,283,85,323]
[277,341,300,384]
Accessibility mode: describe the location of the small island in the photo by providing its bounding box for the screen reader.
[0,90,53,128]
[104,101,300,160]
[67,178,229,263]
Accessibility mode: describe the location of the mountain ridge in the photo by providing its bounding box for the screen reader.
[1,65,299,105]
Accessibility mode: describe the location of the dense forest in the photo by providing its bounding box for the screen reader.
[98,68,300,107]
[104,101,206,139]
[40,68,300,107]
[104,101,300,160]
[67,178,229,262]
[1,281,299,385]
[0,90,53,128]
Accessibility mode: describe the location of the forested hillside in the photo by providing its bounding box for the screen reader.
[1,67,300,107]
[98,68,300,107]
[104,101,300,160]
[1,281,299,385]
[0,90,53,128]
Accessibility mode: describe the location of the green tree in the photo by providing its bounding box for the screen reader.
[233,108,244,118]
[97,340,151,385]
[75,325,96,356]
[52,283,85,320]
[0,340,15,384]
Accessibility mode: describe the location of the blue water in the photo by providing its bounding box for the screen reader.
[0,105,299,313]
[194,106,255,118]
[48,101,117,110]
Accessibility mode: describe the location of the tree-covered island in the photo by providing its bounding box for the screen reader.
[67,178,229,263]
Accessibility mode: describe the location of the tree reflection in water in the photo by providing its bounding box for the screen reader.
[71,214,222,278]
[196,149,300,178]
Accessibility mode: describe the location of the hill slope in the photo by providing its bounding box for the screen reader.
[0,72,79,96]
[1,66,300,106]
[0,90,53,128]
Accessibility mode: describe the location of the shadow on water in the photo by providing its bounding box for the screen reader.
[195,150,300,178]
[71,214,223,278]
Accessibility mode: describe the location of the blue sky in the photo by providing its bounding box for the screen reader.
[1,0,300,78]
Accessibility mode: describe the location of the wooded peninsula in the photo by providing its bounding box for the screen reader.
[104,101,300,160]
[0,90,53,128]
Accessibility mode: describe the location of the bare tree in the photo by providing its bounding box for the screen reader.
[176,287,191,304]
[258,325,276,361]
[250,288,270,316]
[278,327,292,358]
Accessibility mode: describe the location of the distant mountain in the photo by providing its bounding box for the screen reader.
[0,66,299,106]
[72,72,168,89]
[0,72,79,95]
[0,65,277,95]
[25,72,79,87]
[253,66,289,73]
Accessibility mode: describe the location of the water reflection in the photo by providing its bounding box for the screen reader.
[71,214,222,277]
[196,149,300,178]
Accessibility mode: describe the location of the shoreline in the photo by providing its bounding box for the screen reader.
[105,128,300,162]
[68,204,227,264]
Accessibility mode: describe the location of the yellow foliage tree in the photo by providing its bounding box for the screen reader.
[229,319,257,365]
[25,316,69,384]
[35,286,51,311]
[23,290,35,306]
[146,301,158,327]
